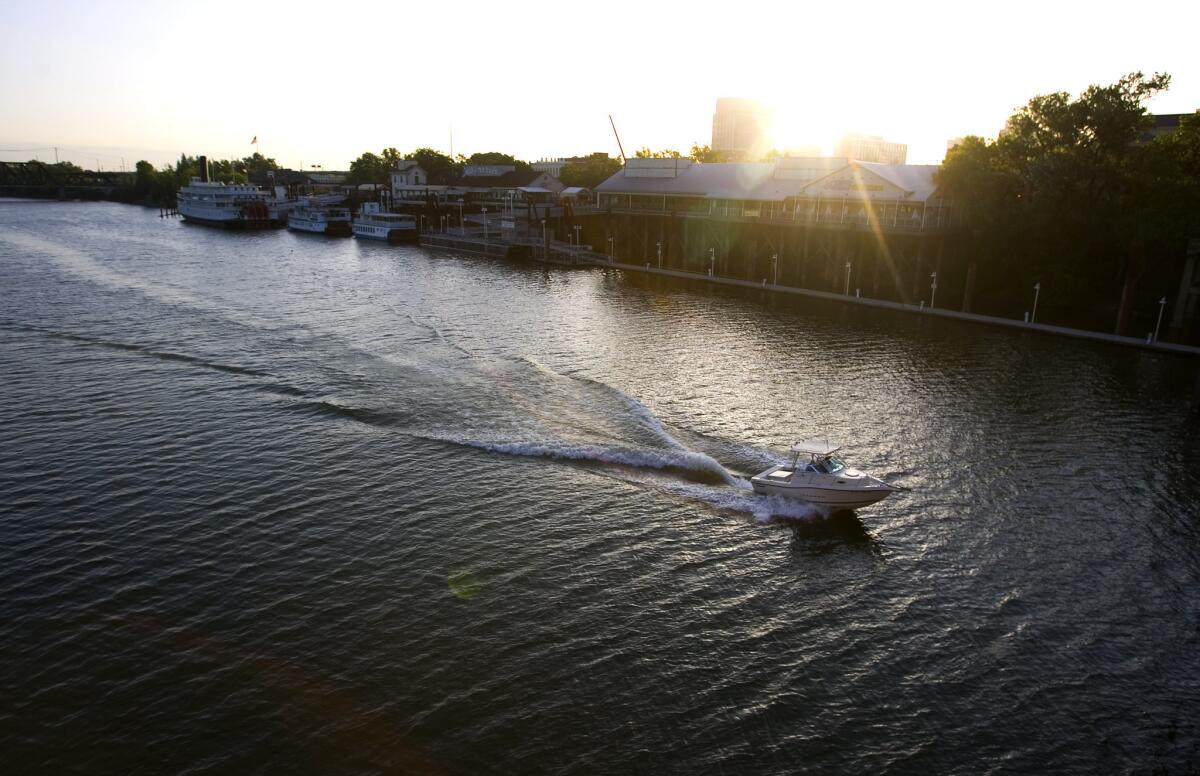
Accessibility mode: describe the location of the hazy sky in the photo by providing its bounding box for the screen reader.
[2,0,1198,171]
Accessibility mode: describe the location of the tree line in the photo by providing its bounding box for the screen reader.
[347,148,623,189]
[938,71,1200,336]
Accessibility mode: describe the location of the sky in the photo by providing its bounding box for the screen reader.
[2,0,1198,171]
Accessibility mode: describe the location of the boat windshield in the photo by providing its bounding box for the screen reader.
[824,455,846,474]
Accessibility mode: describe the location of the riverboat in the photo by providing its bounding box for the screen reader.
[175,156,293,228]
[352,202,418,242]
[750,440,898,510]
[288,201,352,236]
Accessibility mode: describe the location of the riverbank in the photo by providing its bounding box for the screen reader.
[596,259,1200,357]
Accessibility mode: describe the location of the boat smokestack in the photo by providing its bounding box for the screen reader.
[198,155,210,182]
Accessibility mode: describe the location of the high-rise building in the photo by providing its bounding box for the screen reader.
[835,133,908,165]
[711,98,771,160]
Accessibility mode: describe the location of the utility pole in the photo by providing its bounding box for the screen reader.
[54,146,59,164]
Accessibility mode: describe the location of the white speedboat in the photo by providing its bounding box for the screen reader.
[750,440,898,510]
[288,202,352,236]
[353,202,418,242]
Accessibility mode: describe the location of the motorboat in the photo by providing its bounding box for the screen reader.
[353,202,418,242]
[750,440,898,510]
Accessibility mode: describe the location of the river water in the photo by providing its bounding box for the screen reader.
[2,200,1199,774]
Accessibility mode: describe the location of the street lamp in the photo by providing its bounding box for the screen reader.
[482,207,488,241]
[772,253,778,286]
[656,241,661,268]
[573,225,581,247]
[844,261,852,295]
[1032,281,1041,323]
[607,235,614,263]
[541,219,547,254]
[930,271,938,308]
[1154,296,1168,342]
[709,247,715,276]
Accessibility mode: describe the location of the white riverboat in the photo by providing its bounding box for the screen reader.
[288,201,352,236]
[750,440,899,511]
[175,156,293,228]
[352,202,418,242]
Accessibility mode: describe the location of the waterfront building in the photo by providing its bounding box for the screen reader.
[393,159,428,186]
[590,156,952,301]
[711,98,772,160]
[835,133,908,165]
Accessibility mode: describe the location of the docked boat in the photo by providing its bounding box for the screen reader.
[288,201,352,236]
[353,202,418,242]
[750,440,898,510]
[176,156,277,229]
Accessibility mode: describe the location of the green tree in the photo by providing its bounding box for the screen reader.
[348,151,389,185]
[408,147,461,183]
[998,71,1170,332]
[937,136,1024,312]
[465,151,531,171]
[634,147,682,159]
[239,152,278,180]
[559,154,621,188]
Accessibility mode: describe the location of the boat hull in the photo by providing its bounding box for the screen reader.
[180,213,275,229]
[288,219,352,236]
[352,223,418,243]
[749,479,895,509]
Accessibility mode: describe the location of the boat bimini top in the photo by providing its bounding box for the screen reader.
[789,440,841,456]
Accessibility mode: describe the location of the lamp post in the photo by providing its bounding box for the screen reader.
[930,271,938,308]
[573,225,581,248]
[458,202,464,233]
[1032,282,1041,323]
[844,261,852,295]
[1154,296,1168,342]
[656,241,661,268]
[607,235,614,263]
[541,219,547,257]
[772,253,778,286]
[709,247,715,277]
[482,207,488,240]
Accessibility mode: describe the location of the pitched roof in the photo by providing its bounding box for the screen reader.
[596,158,941,202]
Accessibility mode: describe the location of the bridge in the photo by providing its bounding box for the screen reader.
[0,162,133,199]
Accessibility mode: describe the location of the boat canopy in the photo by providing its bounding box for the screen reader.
[790,440,841,456]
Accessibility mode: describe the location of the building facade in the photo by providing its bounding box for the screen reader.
[835,134,908,165]
[711,98,771,160]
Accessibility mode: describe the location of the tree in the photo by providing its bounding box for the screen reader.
[239,152,278,180]
[408,147,460,183]
[560,154,621,188]
[348,151,389,185]
[996,71,1170,332]
[465,151,531,171]
[936,137,1023,312]
[634,147,682,159]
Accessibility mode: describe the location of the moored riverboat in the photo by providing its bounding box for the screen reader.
[352,202,418,242]
[288,201,352,236]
